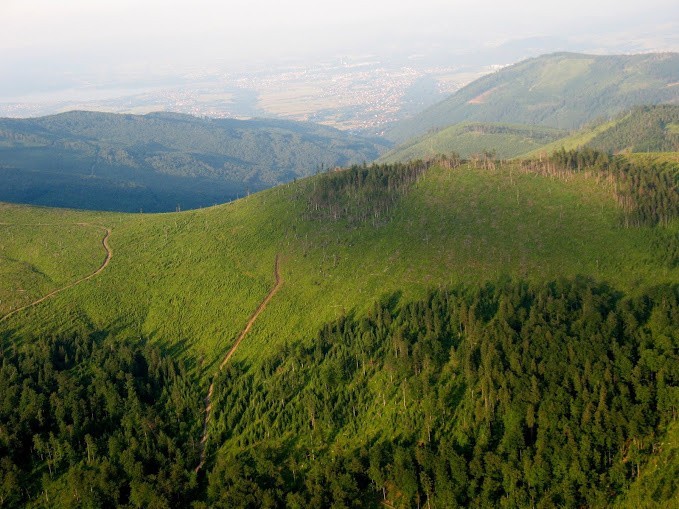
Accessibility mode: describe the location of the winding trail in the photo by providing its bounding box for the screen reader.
[0,223,112,324]
[195,254,282,473]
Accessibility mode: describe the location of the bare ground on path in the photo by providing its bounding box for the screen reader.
[195,254,283,473]
[0,223,112,324]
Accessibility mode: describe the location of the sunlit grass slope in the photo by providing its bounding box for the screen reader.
[1,162,677,375]
[0,204,120,316]
[379,122,566,162]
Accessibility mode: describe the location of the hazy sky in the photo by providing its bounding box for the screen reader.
[4,0,678,55]
[1,0,678,96]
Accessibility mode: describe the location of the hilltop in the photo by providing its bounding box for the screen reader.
[386,52,679,143]
[0,110,389,212]
[3,155,676,360]
[1,149,677,506]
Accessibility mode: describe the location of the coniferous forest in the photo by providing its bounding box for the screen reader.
[1,278,677,507]
[203,278,679,508]
[0,332,203,507]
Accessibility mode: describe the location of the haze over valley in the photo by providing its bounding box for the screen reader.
[3,0,678,133]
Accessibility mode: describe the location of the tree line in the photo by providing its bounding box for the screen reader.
[304,161,431,226]
[522,147,679,228]
[1,277,676,507]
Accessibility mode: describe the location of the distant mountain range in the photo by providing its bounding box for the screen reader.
[387,52,679,142]
[0,111,389,212]
[1,52,678,213]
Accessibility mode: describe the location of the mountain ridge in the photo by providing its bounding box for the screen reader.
[386,51,679,142]
[0,110,390,212]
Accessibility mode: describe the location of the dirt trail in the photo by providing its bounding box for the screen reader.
[195,254,282,473]
[0,223,112,324]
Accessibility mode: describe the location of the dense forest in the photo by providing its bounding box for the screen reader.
[2,278,676,507]
[203,278,678,507]
[0,332,203,507]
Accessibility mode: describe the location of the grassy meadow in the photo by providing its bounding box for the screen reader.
[0,204,120,317]
[1,161,676,377]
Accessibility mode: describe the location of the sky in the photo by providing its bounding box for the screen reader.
[1,0,678,97]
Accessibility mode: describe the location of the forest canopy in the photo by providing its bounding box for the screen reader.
[2,277,677,507]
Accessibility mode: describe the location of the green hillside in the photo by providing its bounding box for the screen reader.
[1,153,678,506]
[520,120,619,158]
[523,105,679,158]
[0,111,388,212]
[3,157,676,363]
[587,105,679,153]
[387,52,679,143]
[379,122,567,162]
[383,106,679,165]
